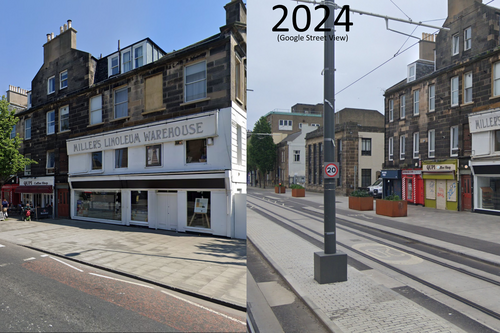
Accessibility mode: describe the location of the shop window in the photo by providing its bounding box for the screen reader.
[92,151,103,170]
[75,191,121,221]
[144,74,163,112]
[186,139,206,163]
[46,150,55,174]
[361,169,371,188]
[185,61,207,102]
[187,191,210,228]
[146,144,162,167]
[361,138,371,156]
[477,177,500,211]
[131,191,148,222]
[115,148,128,168]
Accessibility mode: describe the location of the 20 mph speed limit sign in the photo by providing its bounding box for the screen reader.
[324,162,339,179]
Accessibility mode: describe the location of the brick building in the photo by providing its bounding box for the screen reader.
[384,0,500,212]
[305,108,384,195]
[13,0,247,237]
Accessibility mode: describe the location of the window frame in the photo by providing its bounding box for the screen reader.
[451,126,459,156]
[25,118,31,140]
[90,95,103,125]
[60,70,68,90]
[407,64,416,82]
[429,84,435,112]
[451,76,459,106]
[184,61,207,103]
[464,71,473,104]
[361,138,372,156]
[114,87,128,119]
[494,62,500,97]
[413,90,419,116]
[389,99,394,122]
[115,148,128,169]
[59,105,70,132]
[388,137,393,161]
[452,34,459,55]
[134,45,143,68]
[400,94,406,119]
[46,110,55,135]
[46,150,55,174]
[123,50,131,73]
[91,151,103,171]
[111,56,119,75]
[400,135,406,160]
[361,169,372,188]
[47,76,55,95]
[464,27,471,51]
[10,124,16,139]
[413,132,419,159]
[428,129,435,158]
[294,150,300,162]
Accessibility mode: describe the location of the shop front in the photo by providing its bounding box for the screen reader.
[468,109,500,215]
[1,177,20,207]
[402,169,424,205]
[15,176,55,215]
[422,160,458,211]
[66,109,247,238]
[380,169,402,199]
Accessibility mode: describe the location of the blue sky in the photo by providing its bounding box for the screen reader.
[0,0,230,98]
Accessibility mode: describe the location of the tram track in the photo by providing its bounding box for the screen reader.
[247,193,500,325]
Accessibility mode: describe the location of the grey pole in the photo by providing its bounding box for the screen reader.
[314,1,348,284]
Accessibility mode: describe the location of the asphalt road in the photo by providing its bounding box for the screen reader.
[0,241,246,332]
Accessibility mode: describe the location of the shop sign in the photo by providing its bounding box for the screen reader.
[423,164,455,172]
[20,177,54,186]
[469,110,500,133]
[67,112,217,155]
[402,170,422,175]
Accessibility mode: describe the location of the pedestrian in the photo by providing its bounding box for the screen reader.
[2,198,8,218]
[24,204,31,221]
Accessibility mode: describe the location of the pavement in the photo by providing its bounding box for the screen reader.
[247,186,500,333]
[0,215,246,310]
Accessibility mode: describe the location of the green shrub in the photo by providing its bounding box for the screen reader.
[385,194,401,201]
[350,190,371,197]
[290,184,304,189]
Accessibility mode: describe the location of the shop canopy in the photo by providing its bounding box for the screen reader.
[14,185,53,194]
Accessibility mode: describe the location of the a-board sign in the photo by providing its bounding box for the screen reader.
[194,198,209,213]
[324,162,339,178]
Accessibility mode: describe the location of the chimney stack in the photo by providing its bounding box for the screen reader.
[419,33,435,61]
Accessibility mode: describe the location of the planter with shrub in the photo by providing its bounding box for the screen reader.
[376,195,407,217]
[275,183,286,193]
[348,190,373,211]
[291,184,305,197]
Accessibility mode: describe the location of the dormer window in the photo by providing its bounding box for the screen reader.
[407,64,416,82]
[134,46,143,68]
[123,51,131,73]
[111,56,119,75]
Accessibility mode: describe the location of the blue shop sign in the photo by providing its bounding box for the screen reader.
[380,170,401,179]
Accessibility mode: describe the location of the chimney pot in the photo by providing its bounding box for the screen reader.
[47,33,51,42]
[51,32,54,39]
[67,20,72,28]
[64,23,67,31]
[60,26,63,34]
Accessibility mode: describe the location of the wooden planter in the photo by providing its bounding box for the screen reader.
[275,186,286,193]
[376,199,407,217]
[292,188,305,197]
[348,196,373,211]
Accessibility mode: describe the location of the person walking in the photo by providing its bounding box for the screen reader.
[2,199,9,218]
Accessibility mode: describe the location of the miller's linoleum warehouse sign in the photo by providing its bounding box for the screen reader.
[468,109,500,133]
[66,112,217,155]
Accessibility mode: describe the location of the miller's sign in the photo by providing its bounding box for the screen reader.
[468,110,500,133]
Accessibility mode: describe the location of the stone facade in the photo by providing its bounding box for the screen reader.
[14,0,246,220]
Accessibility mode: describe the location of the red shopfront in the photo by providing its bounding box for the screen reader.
[402,169,424,206]
[1,184,20,206]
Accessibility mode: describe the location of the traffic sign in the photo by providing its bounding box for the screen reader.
[324,162,339,178]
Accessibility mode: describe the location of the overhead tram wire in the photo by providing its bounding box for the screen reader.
[389,0,411,21]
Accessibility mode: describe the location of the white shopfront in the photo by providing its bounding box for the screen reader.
[468,109,500,214]
[66,107,247,238]
[15,176,55,209]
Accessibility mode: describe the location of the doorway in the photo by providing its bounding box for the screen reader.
[461,175,472,211]
[157,193,178,231]
[437,180,446,210]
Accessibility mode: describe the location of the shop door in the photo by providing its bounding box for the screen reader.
[58,189,69,218]
[157,194,178,231]
[436,180,446,210]
[461,175,472,211]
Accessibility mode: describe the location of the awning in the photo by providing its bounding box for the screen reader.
[15,185,53,194]
[1,184,19,190]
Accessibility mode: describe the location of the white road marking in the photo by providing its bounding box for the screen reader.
[23,257,36,261]
[49,256,84,272]
[40,254,49,257]
[160,290,246,326]
[0,244,5,248]
[89,273,154,289]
